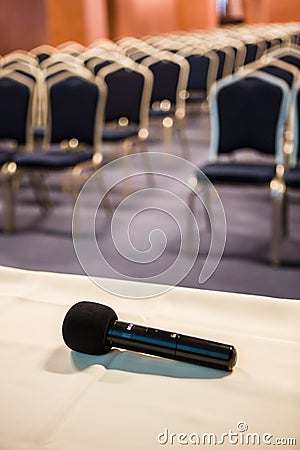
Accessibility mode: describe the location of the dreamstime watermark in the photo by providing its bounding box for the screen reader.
[157,423,297,446]
[72,152,226,299]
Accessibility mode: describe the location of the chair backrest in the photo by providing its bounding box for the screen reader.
[222,40,247,70]
[290,80,300,168]
[86,57,115,75]
[257,59,298,88]
[0,72,34,149]
[267,46,300,69]
[179,49,218,95]
[278,55,300,70]
[209,71,290,163]
[128,49,152,63]
[238,56,299,88]
[1,61,44,128]
[56,41,86,56]
[142,52,189,116]
[243,41,266,65]
[117,39,154,62]
[40,53,81,70]
[291,32,300,46]
[211,47,235,79]
[0,61,39,81]
[44,73,107,152]
[44,62,91,80]
[30,44,57,64]
[98,61,153,129]
[1,51,38,69]
[264,37,282,50]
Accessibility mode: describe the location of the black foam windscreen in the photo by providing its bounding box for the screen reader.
[62,301,118,355]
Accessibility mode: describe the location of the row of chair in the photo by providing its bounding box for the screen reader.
[0,71,105,232]
[3,54,168,226]
[189,46,300,265]
[116,23,299,112]
[0,48,191,159]
[1,26,299,166]
[2,22,299,124]
[1,24,300,248]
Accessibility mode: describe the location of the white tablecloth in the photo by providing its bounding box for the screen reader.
[0,265,299,449]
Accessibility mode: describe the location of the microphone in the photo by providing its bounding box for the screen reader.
[62,301,237,371]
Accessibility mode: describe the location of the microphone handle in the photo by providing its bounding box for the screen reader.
[107,321,237,371]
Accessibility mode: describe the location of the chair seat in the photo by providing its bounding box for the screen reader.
[285,168,300,188]
[102,126,139,142]
[149,107,176,118]
[186,92,207,104]
[199,162,276,184]
[0,150,14,165]
[13,150,93,170]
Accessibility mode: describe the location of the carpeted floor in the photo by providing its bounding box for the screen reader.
[0,113,299,299]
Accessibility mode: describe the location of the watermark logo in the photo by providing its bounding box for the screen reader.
[157,423,297,446]
[72,152,226,299]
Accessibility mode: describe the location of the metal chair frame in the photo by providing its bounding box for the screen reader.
[189,71,291,264]
[141,51,190,158]
[2,72,108,231]
[271,79,300,264]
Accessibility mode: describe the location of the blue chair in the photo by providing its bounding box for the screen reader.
[243,41,266,65]
[213,47,236,79]
[87,56,116,75]
[241,56,299,88]
[218,40,247,72]
[178,48,219,110]
[0,72,35,231]
[278,54,300,71]
[98,61,153,157]
[56,41,86,56]
[117,37,156,63]
[6,72,107,231]
[1,51,38,70]
[268,46,300,71]
[96,60,154,194]
[189,71,290,262]
[141,52,190,158]
[30,44,57,64]
[2,61,45,143]
[32,63,89,143]
[271,79,300,264]
[257,60,298,88]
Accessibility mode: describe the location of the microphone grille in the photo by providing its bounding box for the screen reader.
[62,301,118,355]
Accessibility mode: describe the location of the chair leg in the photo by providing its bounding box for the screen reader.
[1,166,17,233]
[71,171,82,207]
[175,118,190,160]
[62,171,72,193]
[71,170,83,236]
[162,117,173,155]
[71,166,113,237]
[188,179,211,233]
[270,172,287,265]
[95,170,113,215]
[29,173,53,210]
[282,193,288,237]
[139,141,155,188]
[270,195,284,266]
[202,185,211,231]
[121,140,134,196]
[186,188,197,255]
[186,178,210,255]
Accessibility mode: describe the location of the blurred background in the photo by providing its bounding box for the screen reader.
[0,0,299,300]
[1,0,300,53]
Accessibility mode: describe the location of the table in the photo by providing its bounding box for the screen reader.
[0,265,299,449]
